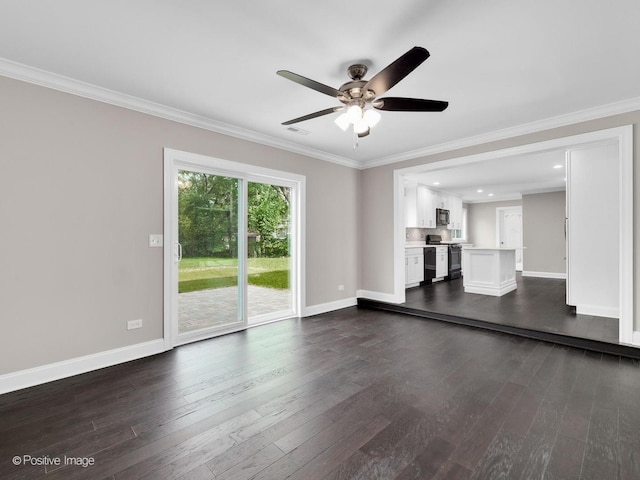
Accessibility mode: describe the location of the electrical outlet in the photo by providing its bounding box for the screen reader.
[338,285,345,291]
[127,319,143,330]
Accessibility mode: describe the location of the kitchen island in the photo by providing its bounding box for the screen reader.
[462,247,517,296]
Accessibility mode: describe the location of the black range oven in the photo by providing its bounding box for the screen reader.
[447,244,462,280]
[425,235,461,280]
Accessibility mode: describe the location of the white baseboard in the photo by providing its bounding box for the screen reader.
[522,271,567,279]
[356,289,403,304]
[464,281,518,297]
[576,305,619,319]
[302,297,357,317]
[0,339,167,395]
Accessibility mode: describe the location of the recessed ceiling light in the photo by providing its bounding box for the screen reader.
[477,189,483,193]
[433,181,440,186]
[488,193,494,197]
[553,164,563,169]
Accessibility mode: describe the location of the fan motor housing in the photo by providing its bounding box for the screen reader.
[338,64,377,102]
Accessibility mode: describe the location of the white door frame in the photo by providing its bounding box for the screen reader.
[163,148,305,349]
[393,124,634,345]
[496,206,523,271]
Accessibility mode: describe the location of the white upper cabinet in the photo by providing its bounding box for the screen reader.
[405,183,436,228]
[435,192,449,210]
[404,183,418,227]
[406,182,462,230]
[448,195,463,230]
[418,186,436,228]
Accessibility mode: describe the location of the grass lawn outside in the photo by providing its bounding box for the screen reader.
[179,257,289,293]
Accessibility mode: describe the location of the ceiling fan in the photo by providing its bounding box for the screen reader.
[277,46,448,140]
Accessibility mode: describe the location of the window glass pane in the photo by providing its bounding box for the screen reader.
[247,181,292,323]
[177,171,240,333]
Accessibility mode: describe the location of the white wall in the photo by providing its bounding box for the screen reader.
[0,75,360,376]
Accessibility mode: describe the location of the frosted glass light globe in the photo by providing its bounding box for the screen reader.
[334,113,350,131]
[363,109,381,127]
[346,105,363,123]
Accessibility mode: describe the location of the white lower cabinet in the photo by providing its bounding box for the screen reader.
[435,246,448,278]
[405,248,424,287]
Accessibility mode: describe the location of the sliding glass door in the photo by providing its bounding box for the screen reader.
[164,149,301,346]
[247,181,292,324]
[177,170,242,335]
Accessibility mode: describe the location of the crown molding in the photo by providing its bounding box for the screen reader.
[0,57,359,169]
[2,56,638,171]
[364,96,640,169]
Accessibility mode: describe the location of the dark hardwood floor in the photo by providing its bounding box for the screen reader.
[2,307,640,479]
[402,274,619,344]
[360,274,636,358]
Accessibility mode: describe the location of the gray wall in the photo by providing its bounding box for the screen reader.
[467,200,522,248]
[522,191,567,274]
[466,193,567,274]
[0,75,360,375]
[359,110,640,331]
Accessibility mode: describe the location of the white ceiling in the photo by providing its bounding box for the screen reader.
[406,149,567,203]
[1,0,639,168]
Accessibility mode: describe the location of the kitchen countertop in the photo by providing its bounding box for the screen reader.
[463,246,520,250]
[405,243,471,248]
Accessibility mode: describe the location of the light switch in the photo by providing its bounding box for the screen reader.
[149,234,163,247]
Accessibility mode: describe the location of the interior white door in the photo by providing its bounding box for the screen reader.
[497,207,523,270]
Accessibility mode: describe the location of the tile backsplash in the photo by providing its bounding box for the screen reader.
[406,227,452,243]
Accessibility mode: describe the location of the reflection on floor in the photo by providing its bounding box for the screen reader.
[402,273,618,344]
[179,285,291,332]
[358,273,637,357]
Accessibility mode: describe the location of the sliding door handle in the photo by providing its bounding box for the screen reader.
[176,242,183,262]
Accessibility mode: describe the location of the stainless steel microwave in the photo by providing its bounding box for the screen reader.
[436,208,450,226]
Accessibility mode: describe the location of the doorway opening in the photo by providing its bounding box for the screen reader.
[392,125,634,346]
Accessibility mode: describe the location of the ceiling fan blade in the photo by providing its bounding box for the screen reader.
[282,106,344,125]
[363,46,430,97]
[277,70,342,98]
[375,97,449,112]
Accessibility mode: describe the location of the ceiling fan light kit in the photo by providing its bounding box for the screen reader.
[277,46,448,144]
[334,104,381,133]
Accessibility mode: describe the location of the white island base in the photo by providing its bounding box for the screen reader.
[462,248,517,296]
